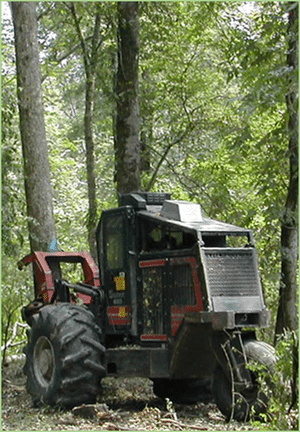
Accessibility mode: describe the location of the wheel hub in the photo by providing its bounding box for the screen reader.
[33,336,55,387]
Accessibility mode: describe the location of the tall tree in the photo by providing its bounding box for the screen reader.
[11,2,56,252]
[210,2,297,339]
[68,2,102,260]
[115,1,140,194]
[275,2,299,336]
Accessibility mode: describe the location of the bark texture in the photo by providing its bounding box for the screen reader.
[115,2,140,195]
[11,2,56,251]
[69,2,101,260]
[275,3,298,337]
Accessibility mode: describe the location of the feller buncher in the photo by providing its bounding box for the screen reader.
[19,192,276,421]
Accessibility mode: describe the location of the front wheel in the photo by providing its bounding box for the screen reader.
[212,340,276,422]
[23,303,106,408]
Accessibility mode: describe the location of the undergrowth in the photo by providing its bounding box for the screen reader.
[249,330,298,430]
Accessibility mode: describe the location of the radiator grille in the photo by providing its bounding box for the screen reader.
[203,249,260,297]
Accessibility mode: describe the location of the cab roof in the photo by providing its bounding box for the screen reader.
[120,192,252,237]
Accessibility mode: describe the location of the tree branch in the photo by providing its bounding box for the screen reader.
[145,120,196,191]
[1,321,28,353]
[68,2,90,72]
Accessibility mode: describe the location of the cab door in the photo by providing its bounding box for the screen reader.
[98,208,133,331]
[138,256,203,341]
[138,259,170,341]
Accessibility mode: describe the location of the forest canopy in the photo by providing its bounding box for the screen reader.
[1,0,298,370]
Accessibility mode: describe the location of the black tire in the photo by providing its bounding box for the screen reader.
[152,378,212,404]
[212,339,276,422]
[23,303,106,408]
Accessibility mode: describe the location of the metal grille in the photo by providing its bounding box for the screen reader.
[203,249,260,297]
[142,267,164,334]
[171,264,196,306]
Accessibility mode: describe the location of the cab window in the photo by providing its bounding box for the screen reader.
[105,215,124,269]
[140,220,196,253]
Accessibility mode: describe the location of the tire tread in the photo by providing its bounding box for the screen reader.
[23,303,106,408]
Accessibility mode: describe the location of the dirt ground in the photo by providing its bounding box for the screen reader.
[2,358,265,431]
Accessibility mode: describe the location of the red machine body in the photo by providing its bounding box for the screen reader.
[19,193,275,423]
[18,251,100,304]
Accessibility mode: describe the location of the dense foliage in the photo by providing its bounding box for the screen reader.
[1,2,297,411]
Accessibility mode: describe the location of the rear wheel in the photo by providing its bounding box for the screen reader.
[212,340,276,422]
[24,303,106,408]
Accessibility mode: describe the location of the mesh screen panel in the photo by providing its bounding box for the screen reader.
[204,249,260,297]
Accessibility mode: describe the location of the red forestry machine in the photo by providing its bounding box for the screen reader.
[19,192,276,421]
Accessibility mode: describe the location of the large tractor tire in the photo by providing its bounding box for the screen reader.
[152,378,212,404]
[212,339,276,422]
[23,303,106,408]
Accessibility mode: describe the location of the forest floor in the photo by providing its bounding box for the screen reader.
[2,358,269,431]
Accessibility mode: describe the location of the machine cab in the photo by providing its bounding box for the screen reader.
[96,193,204,346]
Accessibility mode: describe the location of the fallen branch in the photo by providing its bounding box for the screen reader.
[4,340,27,350]
[1,321,28,353]
[159,418,208,430]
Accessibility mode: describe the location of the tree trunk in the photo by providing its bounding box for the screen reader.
[115,1,140,195]
[275,2,298,337]
[11,2,56,252]
[69,2,101,260]
[85,73,98,260]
